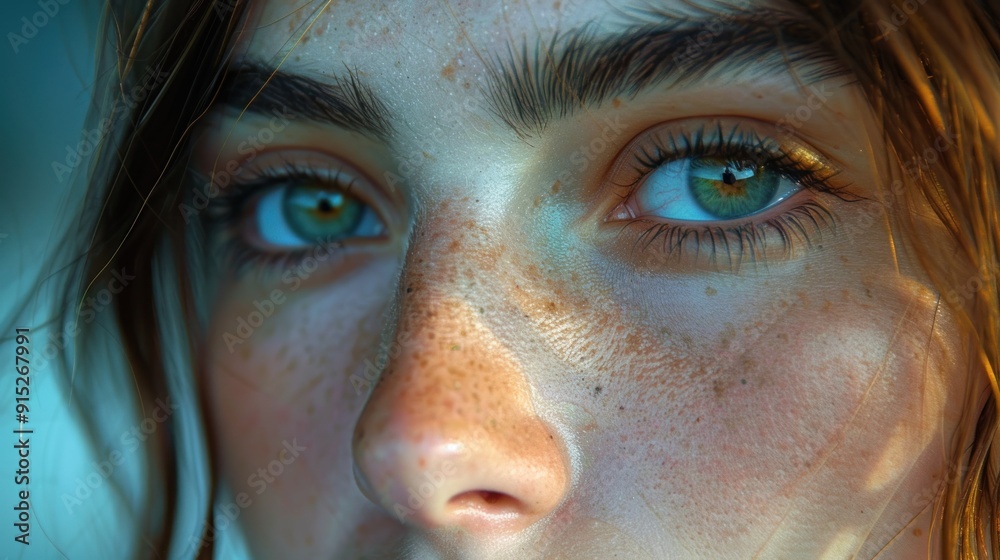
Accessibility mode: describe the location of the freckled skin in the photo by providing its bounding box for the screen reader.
[199,1,982,558]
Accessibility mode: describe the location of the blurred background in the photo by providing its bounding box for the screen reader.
[0,2,119,559]
[0,0,97,306]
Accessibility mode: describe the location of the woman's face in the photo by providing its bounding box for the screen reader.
[197,0,979,557]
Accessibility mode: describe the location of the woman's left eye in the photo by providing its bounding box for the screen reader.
[621,156,801,221]
[253,181,385,248]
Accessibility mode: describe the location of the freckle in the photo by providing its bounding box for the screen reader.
[463,81,471,89]
[418,457,426,468]
[913,528,922,536]
[612,97,621,108]
[593,386,602,396]
[705,286,717,296]
[441,63,456,80]
[551,180,561,194]
[712,379,726,397]
[619,405,625,411]
[720,323,736,348]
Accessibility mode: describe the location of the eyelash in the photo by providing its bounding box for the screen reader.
[611,123,861,265]
[199,162,355,275]
[197,123,860,275]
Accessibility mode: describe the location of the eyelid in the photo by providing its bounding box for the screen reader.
[593,117,862,268]
[605,117,847,201]
[196,149,399,231]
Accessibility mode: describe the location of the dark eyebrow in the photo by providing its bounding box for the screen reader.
[484,6,853,138]
[216,62,394,141]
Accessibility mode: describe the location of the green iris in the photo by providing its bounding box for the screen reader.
[688,158,779,219]
[282,185,364,242]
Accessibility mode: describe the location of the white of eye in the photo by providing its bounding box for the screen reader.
[634,159,801,221]
[253,185,384,248]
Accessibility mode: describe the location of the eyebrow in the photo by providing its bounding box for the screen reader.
[216,62,394,141]
[484,5,853,138]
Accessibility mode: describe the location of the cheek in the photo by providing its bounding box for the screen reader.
[202,256,397,541]
[684,287,950,539]
[509,237,960,549]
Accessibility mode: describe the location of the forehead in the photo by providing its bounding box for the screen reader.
[237,0,767,91]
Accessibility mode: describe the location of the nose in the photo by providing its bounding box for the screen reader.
[352,226,568,535]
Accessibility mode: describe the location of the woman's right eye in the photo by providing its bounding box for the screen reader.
[251,180,385,249]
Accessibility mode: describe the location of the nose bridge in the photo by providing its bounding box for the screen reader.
[352,202,568,533]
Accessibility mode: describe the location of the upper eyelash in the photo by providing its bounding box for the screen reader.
[196,162,356,275]
[621,122,851,196]
[612,123,864,267]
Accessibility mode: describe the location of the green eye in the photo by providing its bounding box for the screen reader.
[632,155,798,223]
[688,158,780,219]
[282,185,365,242]
[252,180,384,249]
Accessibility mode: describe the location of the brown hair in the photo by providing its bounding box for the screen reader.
[61,0,1000,556]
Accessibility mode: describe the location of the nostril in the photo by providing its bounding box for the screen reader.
[479,491,503,505]
[447,490,524,518]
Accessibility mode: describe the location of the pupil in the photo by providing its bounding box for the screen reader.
[318,198,334,213]
[722,167,736,185]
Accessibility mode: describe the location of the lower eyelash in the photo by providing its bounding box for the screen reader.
[195,163,356,277]
[619,200,837,268]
